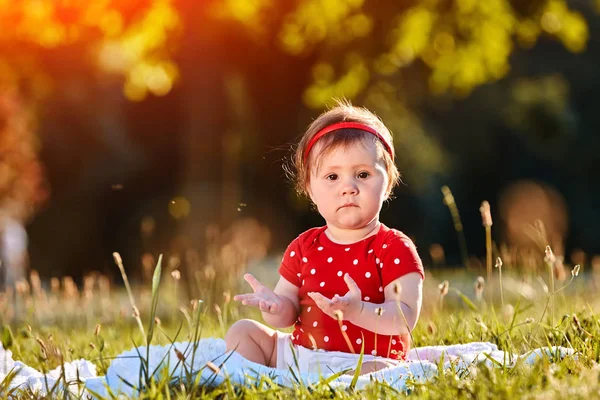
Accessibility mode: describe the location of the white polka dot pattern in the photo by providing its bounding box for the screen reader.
[280,225,421,360]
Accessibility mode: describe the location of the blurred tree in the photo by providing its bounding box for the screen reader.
[0,0,180,285]
[210,0,590,189]
[0,0,595,279]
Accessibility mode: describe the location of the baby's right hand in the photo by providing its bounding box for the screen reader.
[233,274,284,314]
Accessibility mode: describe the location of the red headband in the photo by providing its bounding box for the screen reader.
[303,121,394,162]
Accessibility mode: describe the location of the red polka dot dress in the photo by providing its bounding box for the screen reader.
[279,224,424,360]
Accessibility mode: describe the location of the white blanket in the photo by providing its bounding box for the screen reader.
[0,339,574,397]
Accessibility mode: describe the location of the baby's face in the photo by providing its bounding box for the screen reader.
[308,140,388,231]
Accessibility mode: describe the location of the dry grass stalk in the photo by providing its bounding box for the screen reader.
[480,200,493,301]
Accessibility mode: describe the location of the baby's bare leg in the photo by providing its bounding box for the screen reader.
[225,319,279,367]
[345,361,395,376]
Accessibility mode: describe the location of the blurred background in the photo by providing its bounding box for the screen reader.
[0,0,598,300]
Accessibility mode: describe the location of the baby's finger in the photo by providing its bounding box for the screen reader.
[259,300,272,312]
[244,273,264,292]
[333,293,351,307]
[233,293,255,302]
[240,298,261,307]
[344,274,361,295]
[308,291,331,305]
[308,292,332,312]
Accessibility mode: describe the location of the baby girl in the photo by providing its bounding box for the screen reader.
[225,100,424,374]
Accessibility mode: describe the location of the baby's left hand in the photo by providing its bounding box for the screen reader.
[308,273,363,322]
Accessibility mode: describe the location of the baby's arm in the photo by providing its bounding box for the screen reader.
[308,272,422,336]
[234,274,299,328]
[352,272,422,335]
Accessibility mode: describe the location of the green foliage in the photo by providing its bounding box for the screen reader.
[215,0,591,102]
[0,0,180,101]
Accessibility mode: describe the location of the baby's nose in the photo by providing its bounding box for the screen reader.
[341,181,359,195]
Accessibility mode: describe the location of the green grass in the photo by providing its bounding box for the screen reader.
[1,258,600,399]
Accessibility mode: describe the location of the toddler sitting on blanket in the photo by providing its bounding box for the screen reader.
[225,100,424,375]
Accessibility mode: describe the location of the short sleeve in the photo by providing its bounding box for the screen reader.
[278,238,302,287]
[379,234,424,289]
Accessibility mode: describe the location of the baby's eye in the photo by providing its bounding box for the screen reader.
[326,174,338,181]
[357,171,370,179]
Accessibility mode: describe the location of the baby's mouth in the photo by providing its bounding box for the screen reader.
[338,203,358,210]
